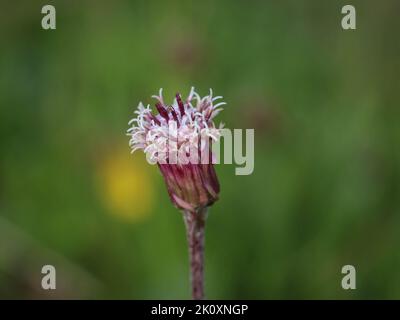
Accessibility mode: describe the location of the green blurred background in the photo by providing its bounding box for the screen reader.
[1,0,399,299]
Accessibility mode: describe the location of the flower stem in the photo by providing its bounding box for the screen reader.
[183,207,208,300]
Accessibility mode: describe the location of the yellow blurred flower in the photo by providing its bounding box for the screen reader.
[97,147,154,222]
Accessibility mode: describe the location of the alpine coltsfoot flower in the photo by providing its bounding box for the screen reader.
[127,87,226,299]
[127,87,225,211]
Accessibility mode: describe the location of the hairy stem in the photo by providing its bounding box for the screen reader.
[183,207,208,300]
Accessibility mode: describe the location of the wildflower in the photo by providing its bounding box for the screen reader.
[127,87,226,212]
[127,87,226,299]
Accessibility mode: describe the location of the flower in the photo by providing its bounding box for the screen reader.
[97,147,154,222]
[127,87,226,211]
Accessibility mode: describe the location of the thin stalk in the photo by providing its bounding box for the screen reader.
[183,207,208,300]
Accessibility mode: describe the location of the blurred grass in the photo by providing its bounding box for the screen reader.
[0,0,399,299]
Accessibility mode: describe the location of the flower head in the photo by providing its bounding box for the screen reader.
[127,87,226,211]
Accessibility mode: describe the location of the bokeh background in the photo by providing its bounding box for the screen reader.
[1,0,399,299]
